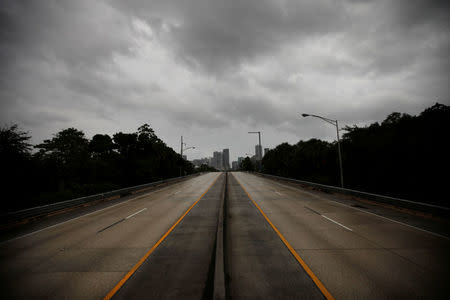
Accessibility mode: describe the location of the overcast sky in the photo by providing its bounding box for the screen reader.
[1,0,449,161]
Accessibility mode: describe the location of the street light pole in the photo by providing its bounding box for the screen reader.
[180,135,183,159]
[180,135,195,176]
[335,120,344,188]
[301,114,344,188]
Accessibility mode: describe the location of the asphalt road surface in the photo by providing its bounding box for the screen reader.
[232,172,450,299]
[1,171,448,299]
[0,172,220,299]
[112,173,225,299]
[226,173,325,299]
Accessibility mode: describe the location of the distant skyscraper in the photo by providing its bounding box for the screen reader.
[255,144,262,160]
[222,148,230,170]
[238,156,244,166]
[232,161,239,170]
[213,151,220,169]
[217,152,223,170]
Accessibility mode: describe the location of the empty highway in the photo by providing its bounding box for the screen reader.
[1,171,449,299]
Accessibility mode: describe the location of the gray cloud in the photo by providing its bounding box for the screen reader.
[112,0,351,75]
[1,0,449,161]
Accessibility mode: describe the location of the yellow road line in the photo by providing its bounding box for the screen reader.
[235,175,335,300]
[103,173,221,300]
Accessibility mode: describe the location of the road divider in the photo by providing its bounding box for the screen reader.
[213,172,227,300]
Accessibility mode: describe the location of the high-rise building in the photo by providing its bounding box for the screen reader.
[213,151,220,169]
[217,152,223,170]
[232,161,239,170]
[238,156,244,166]
[255,144,262,160]
[222,148,230,170]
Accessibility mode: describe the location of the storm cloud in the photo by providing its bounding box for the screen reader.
[1,0,449,160]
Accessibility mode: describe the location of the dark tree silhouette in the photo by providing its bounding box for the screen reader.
[262,103,450,206]
[0,124,196,213]
[90,134,114,157]
[0,124,32,157]
[0,125,34,212]
[240,157,255,171]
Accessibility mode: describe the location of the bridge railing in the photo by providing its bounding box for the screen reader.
[2,173,205,224]
[253,172,449,217]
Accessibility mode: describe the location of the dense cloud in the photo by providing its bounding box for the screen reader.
[1,0,449,160]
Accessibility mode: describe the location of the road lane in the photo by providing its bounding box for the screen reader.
[233,172,450,299]
[226,173,326,299]
[0,172,220,299]
[111,173,225,299]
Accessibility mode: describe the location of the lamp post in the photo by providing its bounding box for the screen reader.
[180,136,195,158]
[248,131,262,171]
[301,114,344,188]
[180,135,195,176]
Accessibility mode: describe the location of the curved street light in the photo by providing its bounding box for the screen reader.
[180,136,195,176]
[301,113,344,188]
[183,146,195,152]
[180,136,195,159]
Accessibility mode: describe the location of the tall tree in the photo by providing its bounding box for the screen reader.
[0,125,33,212]
[0,124,32,158]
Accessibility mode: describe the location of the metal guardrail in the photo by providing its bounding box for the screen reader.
[254,172,450,217]
[2,173,204,224]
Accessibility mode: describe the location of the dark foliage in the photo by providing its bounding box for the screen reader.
[240,157,256,171]
[196,164,218,172]
[262,103,450,206]
[0,124,194,213]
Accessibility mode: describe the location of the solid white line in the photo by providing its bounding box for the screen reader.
[274,191,283,196]
[251,174,450,240]
[125,208,147,219]
[321,215,353,231]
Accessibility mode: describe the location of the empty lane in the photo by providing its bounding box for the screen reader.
[112,173,226,299]
[226,173,326,299]
[233,172,450,299]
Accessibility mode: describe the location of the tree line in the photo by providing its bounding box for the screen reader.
[0,124,195,213]
[261,103,449,206]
